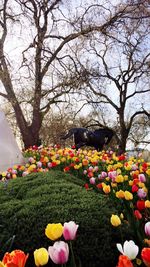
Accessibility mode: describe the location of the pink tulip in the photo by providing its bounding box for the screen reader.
[63,221,79,241]
[12,169,17,174]
[145,222,150,237]
[88,166,93,172]
[138,174,146,183]
[37,161,42,168]
[48,241,69,264]
[47,162,52,168]
[100,171,107,179]
[28,157,34,163]
[93,166,99,172]
[22,171,29,177]
[108,171,117,182]
[137,188,147,199]
[131,164,138,171]
[89,177,96,184]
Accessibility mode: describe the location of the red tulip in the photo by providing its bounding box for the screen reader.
[141,248,150,267]
[2,250,28,267]
[134,209,142,220]
[64,166,70,172]
[97,183,103,189]
[117,255,134,267]
[84,183,89,190]
[136,200,145,211]
[131,185,138,193]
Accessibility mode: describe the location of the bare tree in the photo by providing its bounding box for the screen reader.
[0,0,132,148]
[70,3,150,152]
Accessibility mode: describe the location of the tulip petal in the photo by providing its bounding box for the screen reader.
[116,243,124,255]
[124,240,139,260]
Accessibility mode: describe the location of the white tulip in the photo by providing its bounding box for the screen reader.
[116,240,139,260]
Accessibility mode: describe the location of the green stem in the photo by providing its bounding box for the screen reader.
[69,241,76,267]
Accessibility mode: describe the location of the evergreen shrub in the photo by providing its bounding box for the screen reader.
[0,171,130,267]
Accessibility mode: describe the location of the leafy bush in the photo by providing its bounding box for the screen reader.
[0,171,130,267]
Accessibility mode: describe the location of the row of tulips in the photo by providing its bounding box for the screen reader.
[0,145,150,266]
[1,224,150,267]
[0,221,79,267]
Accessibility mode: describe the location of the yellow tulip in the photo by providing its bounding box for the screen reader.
[61,157,66,162]
[128,180,133,186]
[124,175,128,181]
[55,160,60,165]
[110,215,121,227]
[34,248,49,267]
[146,169,150,176]
[138,182,145,188]
[74,164,80,170]
[45,223,63,240]
[103,185,111,194]
[44,156,49,163]
[115,175,124,183]
[0,261,5,267]
[124,191,133,201]
[111,182,117,187]
[116,190,125,199]
[120,213,124,220]
[20,165,25,171]
[124,165,132,171]
[145,200,150,208]
[82,159,89,166]
[107,165,113,171]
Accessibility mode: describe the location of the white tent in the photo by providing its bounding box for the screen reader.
[0,111,24,171]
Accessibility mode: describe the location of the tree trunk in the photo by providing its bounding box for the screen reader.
[118,124,129,154]
[118,109,129,154]
[13,103,42,149]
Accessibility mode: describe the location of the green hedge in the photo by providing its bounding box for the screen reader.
[0,171,130,267]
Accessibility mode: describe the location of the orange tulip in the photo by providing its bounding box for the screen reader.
[2,250,28,267]
[117,255,134,267]
[141,248,150,267]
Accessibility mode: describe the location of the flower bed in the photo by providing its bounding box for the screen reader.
[0,145,150,266]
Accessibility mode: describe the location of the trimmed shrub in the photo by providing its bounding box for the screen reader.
[0,171,129,267]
